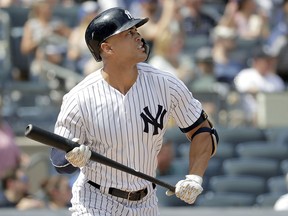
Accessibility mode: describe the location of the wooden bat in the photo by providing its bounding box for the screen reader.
[24,124,176,192]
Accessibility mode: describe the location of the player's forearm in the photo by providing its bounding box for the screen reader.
[188,133,212,177]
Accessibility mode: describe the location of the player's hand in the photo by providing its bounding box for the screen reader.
[65,138,91,168]
[166,175,203,204]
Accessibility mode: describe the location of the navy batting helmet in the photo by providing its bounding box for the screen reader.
[85,7,149,62]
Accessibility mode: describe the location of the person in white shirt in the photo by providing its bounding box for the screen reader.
[234,46,285,125]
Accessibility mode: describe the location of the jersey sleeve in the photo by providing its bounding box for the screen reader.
[169,77,203,131]
[50,92,85,174]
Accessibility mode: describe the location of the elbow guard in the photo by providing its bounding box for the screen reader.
[190,125,219,157]
[189,111,219,157]
[180,110,219,157]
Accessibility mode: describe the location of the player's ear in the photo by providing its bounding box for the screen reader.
[100,42,113,56]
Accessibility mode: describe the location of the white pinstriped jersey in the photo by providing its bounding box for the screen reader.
[54,62,202,203]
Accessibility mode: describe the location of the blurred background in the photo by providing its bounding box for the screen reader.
[0,0,288,215]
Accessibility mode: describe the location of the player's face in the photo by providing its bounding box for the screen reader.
[105,27,148,63]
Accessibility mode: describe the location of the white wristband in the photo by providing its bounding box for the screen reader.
[185,174,203,185]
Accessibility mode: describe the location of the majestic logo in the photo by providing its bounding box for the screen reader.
[124,10,133,20]
[140,105,167,135]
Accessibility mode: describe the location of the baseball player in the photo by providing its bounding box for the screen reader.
[50,7,219,216]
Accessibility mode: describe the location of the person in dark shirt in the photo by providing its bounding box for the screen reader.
[180,0,217,37]
[0,167,44,209]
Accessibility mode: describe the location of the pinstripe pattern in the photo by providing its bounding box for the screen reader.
[54,62,202,215]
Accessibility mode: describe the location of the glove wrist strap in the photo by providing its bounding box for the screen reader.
[185,174,203,185]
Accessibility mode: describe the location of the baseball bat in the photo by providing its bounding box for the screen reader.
[24,124,176,192]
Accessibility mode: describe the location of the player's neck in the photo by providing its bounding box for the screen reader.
[101,65,138,95]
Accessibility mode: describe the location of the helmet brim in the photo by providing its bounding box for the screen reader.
[108,17,149,40]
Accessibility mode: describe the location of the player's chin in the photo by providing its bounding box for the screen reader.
[137,50,148,62]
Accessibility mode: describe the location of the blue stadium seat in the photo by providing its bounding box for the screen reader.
[217,127,267,145]
[214,142,235,160]
[164,126,187,146]
[196,191,256,207]
[205,157,223,177]
[236,141,288,160]
[255,193,283,207]
[170,157,189,176]
[52,5,80,28]
[208,175,267,195]
[281,159,288,174]
[223,158,281,178]
[267,175,288,194]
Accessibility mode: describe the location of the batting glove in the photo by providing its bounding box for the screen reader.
[166,174,203,204]
[65,138,91,168]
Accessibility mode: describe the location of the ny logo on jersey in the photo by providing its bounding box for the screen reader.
[124,10,133,20]
[140,105,167,135]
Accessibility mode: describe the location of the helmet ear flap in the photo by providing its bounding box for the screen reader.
[141,38,150,62]
[86,39,102,62]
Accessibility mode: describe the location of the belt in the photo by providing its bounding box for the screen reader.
[88,180,156,201]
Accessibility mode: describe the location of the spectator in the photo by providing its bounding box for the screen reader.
[267,0,288,83]
[188,46,228,124]
[179,0,217,38]
[40,175,72,210]
[0,167,45,210]
[135,0,177,51]
[66,1,102,75]
[148,28,193,83]
[0,121,21,179]
[274,173,288,211]
[219,0,269,41]
[189,46,217,92]
[0,95,27,179]
[20,0,71,80]
[266,0,288,56]
[234,46,285,125]
[211,25,246,84]
[275,41,288,84]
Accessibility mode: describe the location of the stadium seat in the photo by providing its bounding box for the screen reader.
[1,6,29,27]
[205,157,223,177]
[170,157,189,176]
[208,175,267,195]
[278,129,288,146]
[223,158,281,178]
[217,127,267,145]
[281,159,288,174]
[214,142,235,160]
[264,126,288,144]
[255,193,283,207]
[164,126,187,146]
[236,141,288,160]
[196,191,256,207]
[177,142,190,158]
[267,175,288,194]
[52,5,79,28]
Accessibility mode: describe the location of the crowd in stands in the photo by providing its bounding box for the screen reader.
[1,0,288,211]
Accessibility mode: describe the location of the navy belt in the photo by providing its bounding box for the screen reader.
[88,180,156,201]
